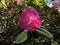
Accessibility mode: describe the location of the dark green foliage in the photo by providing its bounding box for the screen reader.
[0,0,60,45]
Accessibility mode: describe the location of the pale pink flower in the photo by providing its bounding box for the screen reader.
[46,0,60,10]
[52,0,60,10]
[17,0,22,3]
[53,0,60,7]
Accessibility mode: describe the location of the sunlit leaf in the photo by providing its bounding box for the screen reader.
[1,0,7,9]
[0,4,3,8]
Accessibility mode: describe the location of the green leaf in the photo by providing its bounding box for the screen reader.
[51,42,59,45]
[43,0,47,3]
[27,0,33,6]
[32,0,40,5]
[0,4,3,8]
[36,28,53,39]
[40,28,53,39]
[1,0,7,9]
[15,31,27,43]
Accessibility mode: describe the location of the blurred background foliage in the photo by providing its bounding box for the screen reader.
[0,0,60,45]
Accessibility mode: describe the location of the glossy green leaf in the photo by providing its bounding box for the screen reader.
[40,28,53,39]
[15,31,27,43]
[36,28,53,39]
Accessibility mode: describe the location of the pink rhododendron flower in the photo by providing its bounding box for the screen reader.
[18,8,42,32]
